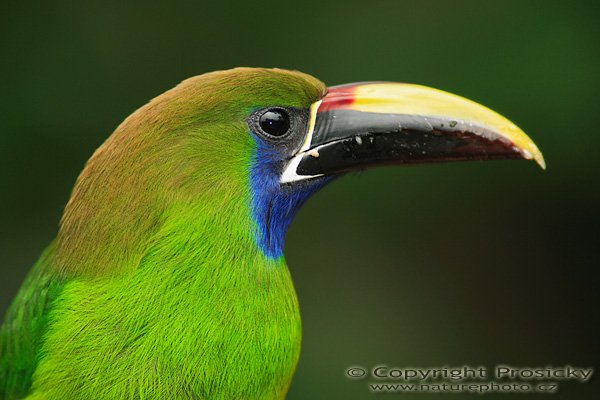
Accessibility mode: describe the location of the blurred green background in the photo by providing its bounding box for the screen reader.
[1,0,598,398]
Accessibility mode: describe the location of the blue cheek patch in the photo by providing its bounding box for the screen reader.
[249,136,329,260]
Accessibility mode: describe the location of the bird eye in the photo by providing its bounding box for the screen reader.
[259,109,291,137]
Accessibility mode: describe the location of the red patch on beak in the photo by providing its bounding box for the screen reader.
[318,84,358,112]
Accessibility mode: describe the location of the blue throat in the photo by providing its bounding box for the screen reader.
[249,138,329,259]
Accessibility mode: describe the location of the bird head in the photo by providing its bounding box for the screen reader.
[55,68,544,274]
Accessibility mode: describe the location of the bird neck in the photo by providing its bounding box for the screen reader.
[40,194,303,398]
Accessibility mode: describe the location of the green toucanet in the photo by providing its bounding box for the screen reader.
[0,68,544,399]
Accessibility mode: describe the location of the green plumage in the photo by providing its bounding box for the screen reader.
[0,244,63,398]
[1,68,326,399]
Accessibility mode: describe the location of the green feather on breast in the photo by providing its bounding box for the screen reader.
[1,243,64,400]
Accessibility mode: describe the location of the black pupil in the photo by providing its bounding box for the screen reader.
[259,110,290,137]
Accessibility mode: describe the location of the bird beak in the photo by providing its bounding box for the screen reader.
[280,82,545,183]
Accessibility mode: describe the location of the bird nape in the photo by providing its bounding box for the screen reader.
[0,68,544,399]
